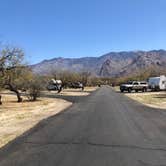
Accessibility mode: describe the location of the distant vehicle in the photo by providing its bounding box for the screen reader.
[47,79,62,93]
[148,75,166,91]
[68,82,84,90]
[120,81,148,93]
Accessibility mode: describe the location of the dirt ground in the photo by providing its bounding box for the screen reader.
[0,87,97,148]
[113,86,166,109]
[0,93,72,148]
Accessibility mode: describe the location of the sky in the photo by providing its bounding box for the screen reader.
[0,0,166,64]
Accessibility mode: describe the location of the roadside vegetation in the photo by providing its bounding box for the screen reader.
[0,46,46,104]
[108,67,166,86]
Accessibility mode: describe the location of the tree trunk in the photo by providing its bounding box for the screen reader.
[6,84,22,102]
[32,94,37,101]
[0,95,2,105]
[15,90,22,102]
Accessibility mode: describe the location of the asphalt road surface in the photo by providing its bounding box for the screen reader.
[1,86,166,166]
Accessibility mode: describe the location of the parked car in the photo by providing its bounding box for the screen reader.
[148,75,166,91]
[120,81,148,93]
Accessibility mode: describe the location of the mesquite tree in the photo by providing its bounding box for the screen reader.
[0,78,2,104]
[0,47,26,103]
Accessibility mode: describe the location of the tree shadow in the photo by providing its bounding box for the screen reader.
[0,88,99,157]
[40,89,98,103]
[41,93,86,103]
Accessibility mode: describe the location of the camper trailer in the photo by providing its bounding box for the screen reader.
[47,79,62,92]
[148,75,166,91]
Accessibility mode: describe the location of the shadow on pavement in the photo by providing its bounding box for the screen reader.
[41,89,99,103]
[0,88,99,157]
[41,93,86,103]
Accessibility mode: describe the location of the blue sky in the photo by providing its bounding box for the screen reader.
[0,0,166,64]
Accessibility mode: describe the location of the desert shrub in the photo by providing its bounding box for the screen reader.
[25,76,46,101]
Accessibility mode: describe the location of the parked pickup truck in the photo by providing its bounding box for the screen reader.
[120,81,148,93]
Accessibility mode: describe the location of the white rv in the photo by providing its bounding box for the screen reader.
[148,75,166,91]
[47,79,63,92]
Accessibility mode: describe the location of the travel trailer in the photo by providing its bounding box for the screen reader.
[148,75,166,91]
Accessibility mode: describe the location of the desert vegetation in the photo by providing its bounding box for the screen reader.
[108,67,166,86]
[49,70,97,87]
[0,46,47,104]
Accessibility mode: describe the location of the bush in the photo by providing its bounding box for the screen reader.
[26,82,41,101]
[25,76,45,101]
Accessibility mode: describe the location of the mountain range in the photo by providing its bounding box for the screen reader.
[31,50,166,77]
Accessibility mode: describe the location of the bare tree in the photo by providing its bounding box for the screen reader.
[0,47,26,102]
[0,75,3,104]
[80,72,91,86]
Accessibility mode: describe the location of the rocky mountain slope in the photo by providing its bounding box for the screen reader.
[31,50,166,77]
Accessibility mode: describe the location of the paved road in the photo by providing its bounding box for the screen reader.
[1,86,166,166]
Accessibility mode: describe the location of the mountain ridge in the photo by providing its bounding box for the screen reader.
[31,50,166,77]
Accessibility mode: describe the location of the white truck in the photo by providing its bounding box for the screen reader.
[148,75,166,91]
[120,81,148,93]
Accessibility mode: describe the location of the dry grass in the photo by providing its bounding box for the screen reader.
[125,92,166,109]
[61,86,98,96]
[0,93,72,148]
[112,86,166,109]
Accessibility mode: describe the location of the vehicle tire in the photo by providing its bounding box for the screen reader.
[142,88,146,92]
[121,89,124,93]
[135,90,138,93]
[128,88,132,93]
